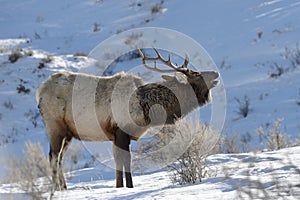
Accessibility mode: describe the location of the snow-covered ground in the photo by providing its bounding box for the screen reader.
[0,0,300,199]
[1,146,299,199]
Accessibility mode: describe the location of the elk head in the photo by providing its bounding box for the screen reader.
[137,48,220,105]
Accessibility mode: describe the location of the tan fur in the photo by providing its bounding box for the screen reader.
[36,71,145,142]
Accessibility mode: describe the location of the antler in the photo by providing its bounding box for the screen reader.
[137,48,189,73]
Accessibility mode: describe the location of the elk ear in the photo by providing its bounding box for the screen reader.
[162,75,175,81]
[175,72,188,84]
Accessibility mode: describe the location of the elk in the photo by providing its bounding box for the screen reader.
[36,48,220,190]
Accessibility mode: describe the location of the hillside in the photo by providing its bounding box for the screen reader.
[0,0,300,199]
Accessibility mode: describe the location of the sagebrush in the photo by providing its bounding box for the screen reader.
[168,122,219,184]
[133,119,219,184]
[257,118,287,151]
[4,142,53,199]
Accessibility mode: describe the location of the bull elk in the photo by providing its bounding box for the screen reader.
[36,48,220,190]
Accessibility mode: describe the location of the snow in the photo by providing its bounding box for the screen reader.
[0,0,300,199]
[1,147,300,199]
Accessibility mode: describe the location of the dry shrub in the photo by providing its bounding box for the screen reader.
[235,96,251,118]
[151,1,164,15]
[168,122,219,184]
[283,44,300,70]
[4,142,53,199]
[133,119,194,173]
[221,132,241,154]
[133,119,220,184]
[257,118,287,151]
[8,48,23,63]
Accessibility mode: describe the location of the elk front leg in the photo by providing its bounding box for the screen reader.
[113,128,133,188]
[113,143,124,188]
[124,152,133,188]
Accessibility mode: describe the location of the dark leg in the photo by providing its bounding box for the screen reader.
[123,137,133,188]
[113,143,124,188]
[113,128,133,188]
[125,165,133,188]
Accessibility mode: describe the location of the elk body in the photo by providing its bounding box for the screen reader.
[36,48,220,190]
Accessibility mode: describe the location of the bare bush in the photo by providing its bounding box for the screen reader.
[133,119,194,173]
[221,131,253,153]
[8,48,23,63]
[93,22,101,32]
[38,62,45,69]
[257,118,287,151]
[124,32,143,46]
[3,100,14,110]
[221,132,241,154]
[16,83,30,94]
[269,62,286,78]
[24,109,40,128]
[34,32,41,40]
[240,132,252,153]
[133,119,220,182]
[4,142,53,199]
[269,44,300,79]
[235,96,251,118]
[151,1,164,15]
[256,30,263,39]
[283,44,300,70]
[219,57,232,70]
[167,120,219,184]
[0,127,19,146]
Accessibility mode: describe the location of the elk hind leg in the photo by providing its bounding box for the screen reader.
[58,135,72,190]
[49,131,72,191]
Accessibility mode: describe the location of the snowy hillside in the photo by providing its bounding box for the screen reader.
[0,0,300,199]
